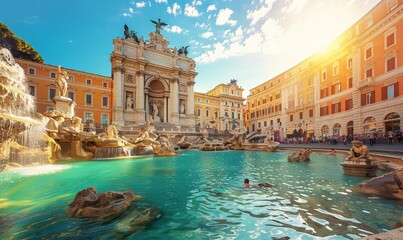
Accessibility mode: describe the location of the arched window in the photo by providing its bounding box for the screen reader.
[347,121,354,136]
[333,123,341,136]
[384,112,400,132]
[363,117,376,133]
[321,125,329,137]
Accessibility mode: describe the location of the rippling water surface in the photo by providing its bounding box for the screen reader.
[1,151,402,239]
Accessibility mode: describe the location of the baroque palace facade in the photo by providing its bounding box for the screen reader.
[16,28,244,132]
[245,0,403,139]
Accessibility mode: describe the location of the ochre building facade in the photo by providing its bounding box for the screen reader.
[245,0,403,139]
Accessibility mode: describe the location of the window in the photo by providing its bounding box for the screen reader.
[322,70,327,81]
[331,83,341,95]
[238,113,240,119]
[347,58,353,68]
[345,99,353,111]
[29,85,35,96]
[50,72,56,78]
[85,94,93,106]
[361,91,375,106]
[307,93,313,103]
[331,102,341,114]
[320,87,328,98]
[224,88,228,93]
[68,76,74,82]
[290,114,293,122]
[299,112,303,119]
[386,32,395,48]
[382,82,399,100]
[386,56,396,72]
[309,109,313,118]
[49,88,56,100]
[197,109,201,116]
[365,68,373,78]
[102,96,108,107]
[197,97,200,102]
[276,92,281,99]
[348,77,353,89]
[320,106,328,116]
[270,120,273,125]
[206,99,209,104]
[365,47,372,59]
[68,92,75,101]
[84,112,94,124]
[264,121,267,127]
[101,114,109,125]
[214,111,218,119]
[333,62,339,76]
[86,79,92,85]
[103,82,108,87]
[28,68,35,75]
[206,110,209,117]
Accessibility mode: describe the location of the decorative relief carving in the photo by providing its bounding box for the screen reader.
[179,84,186,92]
[125,74,135,84]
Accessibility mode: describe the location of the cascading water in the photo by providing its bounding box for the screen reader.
[0,47,49,167]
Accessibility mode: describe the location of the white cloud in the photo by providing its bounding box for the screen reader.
[184,4,200,17]
[216,8,237,26]
[282,0,307,13]
[247,0,276,25]
[136,2,146,8]
[121,9,133,17]
[192,0,202,6]
[166,25,183,33]
[155,0,167,3]
[167,3,181,16]
[195,22,208,29]
[201,31,213,39]
[207,4,217,12]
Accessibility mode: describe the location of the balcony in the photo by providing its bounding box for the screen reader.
[357,77,375,89]
[285,107,295,114]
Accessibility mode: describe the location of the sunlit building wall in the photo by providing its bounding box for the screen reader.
[194,80,244,131]
[246,0,403,138]
[17,59,113,128]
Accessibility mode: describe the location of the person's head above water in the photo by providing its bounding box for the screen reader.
[244,178,250,186]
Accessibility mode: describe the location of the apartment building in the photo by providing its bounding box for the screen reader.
[194,80,244,131]
[17,59,113,129]
[246,0,403,138]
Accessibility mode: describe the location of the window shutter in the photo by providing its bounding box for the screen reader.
[381,86,387,100]
[331,85,335,95]
[331,104,335,114]
[370,90,375,103]
[361,94,366,106]
[394,82,399,97]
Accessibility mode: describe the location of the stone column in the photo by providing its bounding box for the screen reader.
[352,47,362,134]
[112,65,124,126]
[163,97,167,123]
[169,78,179,125]
[135,70,145,125]
[186,81,196,129]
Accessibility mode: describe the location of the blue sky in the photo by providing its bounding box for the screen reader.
[1,0,381,97]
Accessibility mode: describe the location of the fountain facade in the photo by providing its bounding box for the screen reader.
[0,47,53,169]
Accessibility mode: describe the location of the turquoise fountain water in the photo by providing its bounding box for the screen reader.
[1,151,401,239]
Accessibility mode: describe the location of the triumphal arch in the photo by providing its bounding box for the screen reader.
[110,24,197,131]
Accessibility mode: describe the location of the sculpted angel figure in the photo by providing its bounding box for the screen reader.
[150,18,167,34]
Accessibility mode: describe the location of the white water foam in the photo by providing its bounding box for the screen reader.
[8,165,72,176]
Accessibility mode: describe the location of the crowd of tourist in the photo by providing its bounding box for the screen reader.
[277,130,402,145]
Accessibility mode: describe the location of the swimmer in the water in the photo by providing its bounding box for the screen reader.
[243,178,274,188]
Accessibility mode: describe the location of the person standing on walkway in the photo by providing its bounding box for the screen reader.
[387,131,394,144]
[396,131,402,144]
[369,133,375,146]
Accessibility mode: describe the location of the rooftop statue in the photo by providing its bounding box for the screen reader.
[178,46,189,56]
[150,18,167,35]
[123,24,139,43]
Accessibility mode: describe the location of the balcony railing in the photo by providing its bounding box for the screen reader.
[357,77,375,89]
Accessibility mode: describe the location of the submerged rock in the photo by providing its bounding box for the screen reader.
[114,207,162,236]
[67,187,141,218]
[358,170,403,199]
